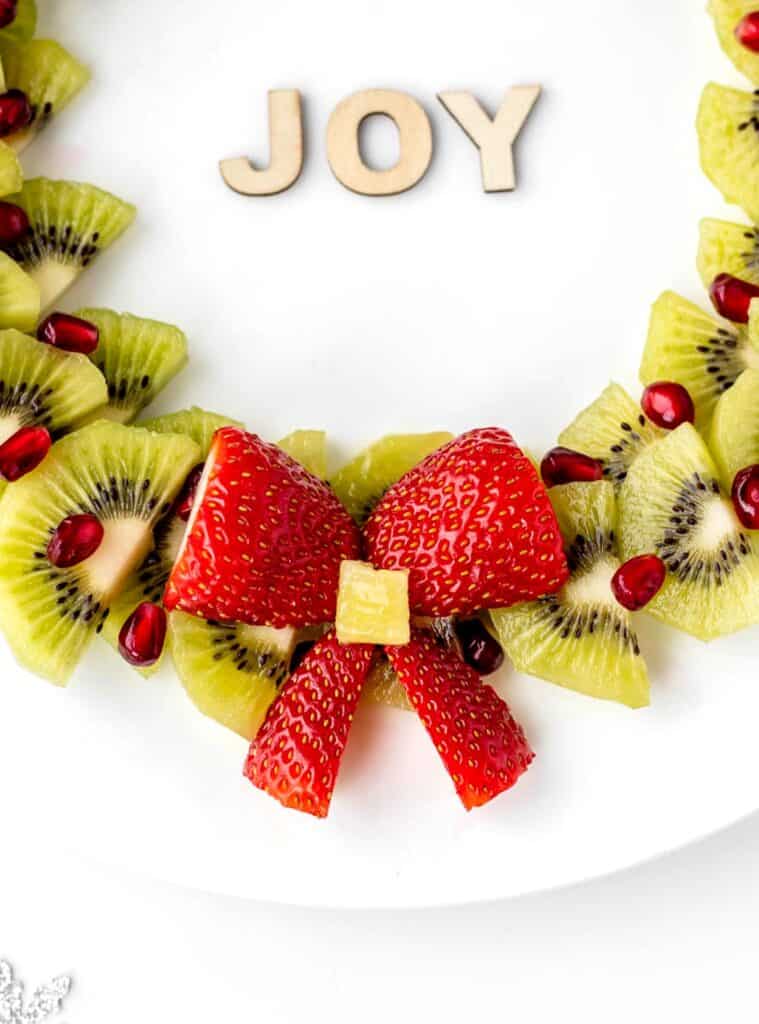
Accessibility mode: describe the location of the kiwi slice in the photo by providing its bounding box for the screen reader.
[0,328,106,445]
[140,406,243,450]
[709,367,759,487]
[75,308,188,424]
[0,421,200,684]
[0,141,22,196]
[277,429,327,478]
[363,654,412,711]
[330,431,453,524]
[171,612,297,739]
[0,0,36,45]
[102,408,241,671]
[557,382,662,487]
[708,1,759,86]
[0,39,90,152]
[5,179,136,311]
[618,423,759,640]
[640,291,759,427]
[697,83,759,222]
[491,482,649,709]
[0,252,38,329]
[698,217,759,290]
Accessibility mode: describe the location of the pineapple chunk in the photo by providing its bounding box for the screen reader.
[336,560,410,646]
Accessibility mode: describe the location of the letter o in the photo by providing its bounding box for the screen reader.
[326,90,433,196]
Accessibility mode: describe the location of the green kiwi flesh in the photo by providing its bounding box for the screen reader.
[77,308,188,424]
[0,39,90,152]
[363,654,412,711]
[277,429,327,478]
[708,0,759,84]
[5,179,136,311]
[491,481,649,709]
[103,408,241,673]
[0,141,22,197]
[697,83,759,222]
[171,612,296,740]
[330,431,453,524]
[0,0,36,45]
[558,382,662,487]
[0,421,200,685]
[698,217,759,290]
[640,291,759,427]
[0,253,39,330]
[709,367,759,488]
[619,424,759,640]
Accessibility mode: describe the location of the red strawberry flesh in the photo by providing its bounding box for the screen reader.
[164,427,362,628]
[387,629,533,810]
[364,427,568,617]
[244,632,375,818]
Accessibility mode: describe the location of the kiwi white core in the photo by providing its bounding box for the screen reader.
[28,261,80,312]
[564,557,618,609]
[83,517,153,596]
[694,497,741,552]
[0,413,22,445]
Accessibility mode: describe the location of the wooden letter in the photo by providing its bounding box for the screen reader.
[437,87,541,193]
[220,89,303,196]
[326,89,432,196]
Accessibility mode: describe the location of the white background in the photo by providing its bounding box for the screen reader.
[3,0,759,1016]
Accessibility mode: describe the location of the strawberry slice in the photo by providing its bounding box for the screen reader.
[386,629,533,810]
[164,428,361,628]
[244,632,375,817]
[365,427,568,617]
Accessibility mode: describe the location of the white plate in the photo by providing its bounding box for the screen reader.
[1,0,754,908]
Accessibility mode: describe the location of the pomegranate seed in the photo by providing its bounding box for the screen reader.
[735,11,759,52]
[455,618,504,675]
[732,464,759,529]
[0,89,32,137]
[540,446,604,488]
[611,554,666,612]
[173,463,205,522]
[709,272,759,323]
[37,313,100,355]
[641,381,695,430]
[0,0,17,29]
[0,201,29,248]
[0,425,50,481]
[118,602,167,667]
[47,514,104,568]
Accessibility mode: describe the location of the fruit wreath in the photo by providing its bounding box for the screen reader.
[0,0,756,818]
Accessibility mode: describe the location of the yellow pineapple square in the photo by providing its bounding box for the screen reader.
[335,560,410,646]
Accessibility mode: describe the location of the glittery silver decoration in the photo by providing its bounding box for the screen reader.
[0,962,70,1023]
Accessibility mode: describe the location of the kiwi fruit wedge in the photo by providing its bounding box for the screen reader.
[102,407,241,672]
[558,382,662,488]
[0,0,36,45]
[5,178,136,311]
[0,141,22,196]
[640,291,759,427]
[363,654,412,711]
[0,39,90,152]
[75,308,188,424]
[619,423,759,640]
[0,420,200,685]
[0,252,38,329]
[277,429,327,478]
[0,327,106,446]
[491,481,650,709]
[708,1,759,85]
[698,217,759,290]
[330,431,453,524]
[697,83,759,222]
[709,367,759,487]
